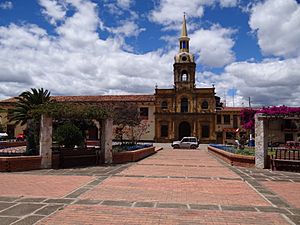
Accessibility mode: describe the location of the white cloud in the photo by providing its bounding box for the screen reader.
[219,0,238,8]
[207,57,300,106]
[107,20,146,38]
[116,0,132,9]
[149,0,208,26]
[39,0,66,25]
[190,25,236,67]
[0,1,13,10]
[249,0,300,58]
[149,0,239,28]
[0,0,173,100]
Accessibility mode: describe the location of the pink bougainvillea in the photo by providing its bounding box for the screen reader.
[240,106,300,130]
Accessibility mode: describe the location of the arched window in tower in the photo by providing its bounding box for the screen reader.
[161,101,168,110]
[181,98,188,112]
[181,70,188,81]
[201,100,208,109]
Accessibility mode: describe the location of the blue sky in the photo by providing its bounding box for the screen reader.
[0,0,299,106]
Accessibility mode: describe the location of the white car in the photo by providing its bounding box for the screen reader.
[0,132,8,140]
[171,137,199,149]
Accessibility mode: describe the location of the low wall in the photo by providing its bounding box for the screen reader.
[113,146,156,164]
[208,145,255,167]
[0,156,42,172]
[52,147,99,169]
[0,141,26,148]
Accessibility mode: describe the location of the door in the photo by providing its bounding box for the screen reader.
[216,132,223,144]
[179,121,191,140]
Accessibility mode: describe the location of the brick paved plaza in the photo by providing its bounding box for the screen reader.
[0,146,299,225]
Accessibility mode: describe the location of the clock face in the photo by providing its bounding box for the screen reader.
[181,55,187,61]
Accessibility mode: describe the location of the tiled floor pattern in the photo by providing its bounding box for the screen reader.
[0,147,299,225]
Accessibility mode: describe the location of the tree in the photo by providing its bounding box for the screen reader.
[113,105,141,144]
[9,88,52,153]
[54,121,84,148]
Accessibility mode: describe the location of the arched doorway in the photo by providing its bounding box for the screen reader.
[178,121,191,139]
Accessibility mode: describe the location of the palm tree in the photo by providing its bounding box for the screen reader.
[9,88,52,154]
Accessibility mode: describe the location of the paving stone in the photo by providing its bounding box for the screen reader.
[265,196,291,208]
[189,204,219,210]
[101,200,133,207]
[286,215,300,224]
[157,203,188,209]
[255,206,290,214]
[0,216,19,225]
[134,202,155,208]
[0,203,45,216]
[0,196,20,202]
[16,198,47,203]
[75,199,102,205]
[87,177,107,186]
[12,215,44,225]
[289,208,300,215]
[0,202,15,211]
[64,188,90,198]
[44,199,75,204]
[221,205,257,212]
[35,204,64,216]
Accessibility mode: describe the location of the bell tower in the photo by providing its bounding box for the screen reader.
[174,15,196,91]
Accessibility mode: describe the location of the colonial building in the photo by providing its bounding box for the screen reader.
[154,15,222,143]
[0,16,250,145]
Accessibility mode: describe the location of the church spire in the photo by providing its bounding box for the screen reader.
[181,14,188,37]
[179,14,190,53]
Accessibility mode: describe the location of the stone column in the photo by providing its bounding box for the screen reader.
[39,115,53,169]
[255,113,268,169]
[101,118,113,164]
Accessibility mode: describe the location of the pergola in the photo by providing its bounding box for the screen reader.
[34,103,113,168]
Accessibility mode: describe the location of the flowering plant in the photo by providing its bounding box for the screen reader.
[240,106,300,130]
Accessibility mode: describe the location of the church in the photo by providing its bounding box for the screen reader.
[0,16,243,144]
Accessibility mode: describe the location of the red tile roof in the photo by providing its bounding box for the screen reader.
[53,95,155,102]
[0,95,155,104]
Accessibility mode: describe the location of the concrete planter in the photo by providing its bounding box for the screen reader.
[208,145,255,167]
[112,146,156,164]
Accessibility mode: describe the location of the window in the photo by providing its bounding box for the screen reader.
[223,115,230,124]
[201,100,208,109]
[181,70,188,81]
[202,125,210,138]
[160,125,168,137]
[139,107,148,119]
[233,115,238,128]
[182,41,186,48]
[217,115,221,124]
[181,98,188,112]
[161,101,168,110]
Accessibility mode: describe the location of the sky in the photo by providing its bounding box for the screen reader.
[0,0,300,107]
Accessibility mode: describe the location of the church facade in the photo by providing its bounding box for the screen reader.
[154,15,222,143]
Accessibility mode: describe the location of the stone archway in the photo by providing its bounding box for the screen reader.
[179,121,191,139]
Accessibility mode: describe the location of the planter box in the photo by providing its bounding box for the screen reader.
[0,156,42,172]
[0,141,26,148]
[208,145,255,167]
[113,146,156,164]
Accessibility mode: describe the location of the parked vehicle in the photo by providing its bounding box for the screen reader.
[171,137,199,149]
[0,132,8,141]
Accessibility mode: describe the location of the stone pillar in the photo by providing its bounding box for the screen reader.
[255,114,268,169]
[39,115,53,169]
[101,118,113,164]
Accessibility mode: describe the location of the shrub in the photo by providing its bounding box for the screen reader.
[54,121,84,148]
